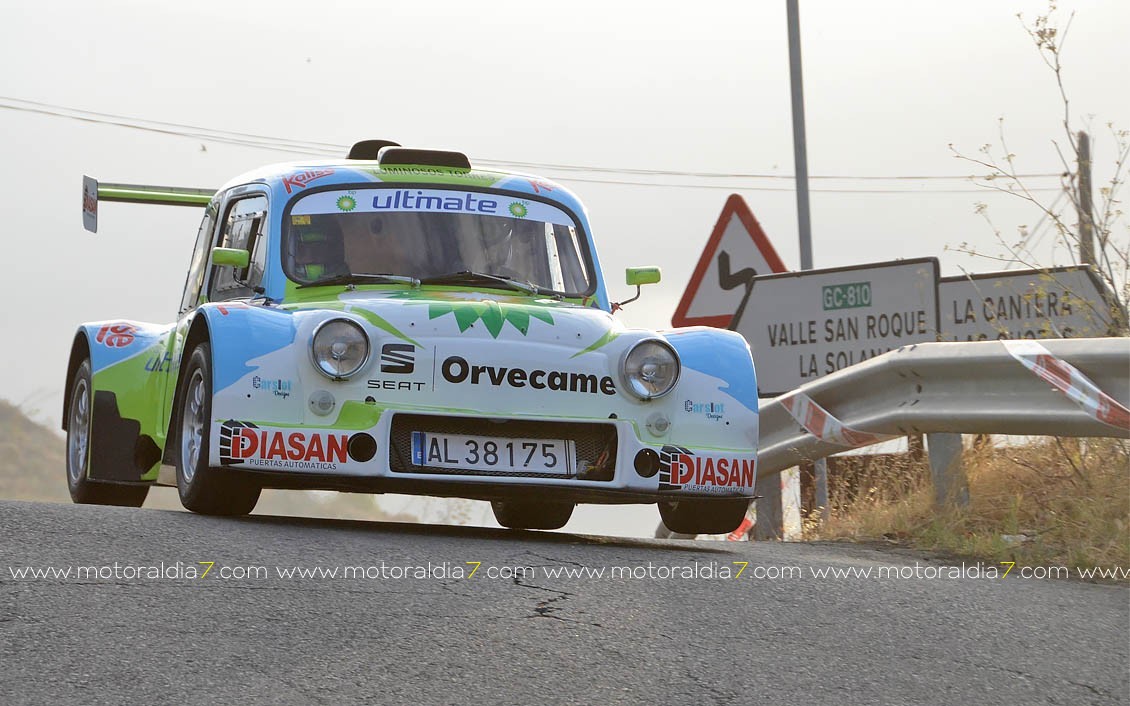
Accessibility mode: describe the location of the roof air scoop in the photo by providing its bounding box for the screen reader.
[346,140,401,160]
[378,147,472,171]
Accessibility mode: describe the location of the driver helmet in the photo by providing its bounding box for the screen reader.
[482,217,538,272]
[290,217,349,282]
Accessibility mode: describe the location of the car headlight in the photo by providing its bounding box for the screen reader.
[310,318,370,380]
[620,339,680,400]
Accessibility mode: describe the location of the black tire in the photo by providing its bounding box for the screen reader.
[491,499,574,530]
[658,498,749,535]
[65,359,149,507]
[176,343,260,516]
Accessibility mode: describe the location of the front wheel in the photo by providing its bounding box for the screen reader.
[176,343,260,516]
[491,499,574,530]
[658,498,749,535]
[66,358,148,507]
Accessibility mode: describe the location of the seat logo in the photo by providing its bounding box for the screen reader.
[380,344,415,374]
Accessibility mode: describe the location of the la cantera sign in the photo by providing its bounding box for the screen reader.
[940,266,1114,341]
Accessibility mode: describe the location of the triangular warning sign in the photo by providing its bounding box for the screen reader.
[672,194,788,328]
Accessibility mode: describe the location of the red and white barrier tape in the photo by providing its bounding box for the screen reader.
[1002,339,1130,431]
[726,517,754,541]
[779,391,897,448]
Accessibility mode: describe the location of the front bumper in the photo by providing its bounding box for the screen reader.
[209,409,757,502]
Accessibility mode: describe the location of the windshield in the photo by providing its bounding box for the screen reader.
[284,187,593,295]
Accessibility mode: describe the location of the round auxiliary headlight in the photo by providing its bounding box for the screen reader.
[310,318,370,380]
[620,339,680,400]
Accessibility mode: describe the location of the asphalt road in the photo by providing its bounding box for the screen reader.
[1,499,1127,705]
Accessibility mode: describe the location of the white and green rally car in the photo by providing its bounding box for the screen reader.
[65,141,759,533]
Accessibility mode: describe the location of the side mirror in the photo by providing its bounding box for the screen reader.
[614,266,662,312]
[626,266,661,286]
[211,247,250,269]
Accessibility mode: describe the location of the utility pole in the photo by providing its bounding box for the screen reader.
[756,0,819,539]
[1077,130,1095,266]
[787,0,814,271]
[1077,130,1129,334]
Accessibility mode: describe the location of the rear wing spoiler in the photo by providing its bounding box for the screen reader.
[82,175,216,233]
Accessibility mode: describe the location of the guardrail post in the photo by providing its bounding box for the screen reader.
[814,458,830,523]
[753,468,802,540]
[927,432,969,508]
[907,434,925,462]
[754,472,783,539]
[781,468,803,540]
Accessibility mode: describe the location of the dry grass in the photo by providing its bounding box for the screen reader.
[813,437,1130,574]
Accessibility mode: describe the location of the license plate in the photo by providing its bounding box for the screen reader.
[410,432,574,475]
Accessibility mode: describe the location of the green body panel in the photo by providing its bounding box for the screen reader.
[287,300,422,347]
[235,401,387,431]
[89,330,177,481]
[360,166,504,188]
[571,329,622,359]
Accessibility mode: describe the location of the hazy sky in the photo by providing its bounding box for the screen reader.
[1,0,1126,534]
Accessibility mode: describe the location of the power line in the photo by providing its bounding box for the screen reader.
[0,97,332,156]
[542,173,1066,193]
[0,95,1068,193]
[472,157,1064,181]
[0,96,339,154]
[1005,188,1070,269]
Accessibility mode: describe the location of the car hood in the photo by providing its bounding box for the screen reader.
[209,287,758,449]
[284,289,623,350]
[273,289,636,414]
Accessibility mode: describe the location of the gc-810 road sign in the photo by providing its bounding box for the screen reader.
[732,258,940,397]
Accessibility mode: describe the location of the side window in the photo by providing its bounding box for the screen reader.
[554,224,591,293]
[208,195,269,303]
[180,201,219,315]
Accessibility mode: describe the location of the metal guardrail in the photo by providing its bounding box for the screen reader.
[757,338,1130,478]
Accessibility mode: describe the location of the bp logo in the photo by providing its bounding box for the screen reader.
[508,201,528,218]
[336,195,358,212]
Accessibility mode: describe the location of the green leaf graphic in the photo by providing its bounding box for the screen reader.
[389,291,557,338]
[480,303,505,338]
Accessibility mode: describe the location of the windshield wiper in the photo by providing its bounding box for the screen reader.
[297,273,421,289]
[419,271,539,294]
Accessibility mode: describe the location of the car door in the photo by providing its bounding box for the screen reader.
[206,192,270,304]
[159,188,270,439]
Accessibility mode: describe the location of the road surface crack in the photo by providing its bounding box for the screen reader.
[511,577,601,627]
[685,669,735,705]
[1066,680,1107,698]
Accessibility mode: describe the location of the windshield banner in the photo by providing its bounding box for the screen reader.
[292,188,575,226]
